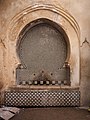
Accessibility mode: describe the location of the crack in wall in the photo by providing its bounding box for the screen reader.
[80,38,90,47]
[0,38,6,49]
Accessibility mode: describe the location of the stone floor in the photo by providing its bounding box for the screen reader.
[10,107,90,120]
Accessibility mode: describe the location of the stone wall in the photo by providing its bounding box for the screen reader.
[0,0,90,106]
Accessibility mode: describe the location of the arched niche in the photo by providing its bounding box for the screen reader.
[6,3,80,88]
[16,18,70,86]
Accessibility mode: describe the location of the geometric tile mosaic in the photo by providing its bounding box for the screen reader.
[4,90,80,107]
[19,80,70,86]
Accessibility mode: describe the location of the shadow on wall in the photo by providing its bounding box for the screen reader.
[80,39,90,106]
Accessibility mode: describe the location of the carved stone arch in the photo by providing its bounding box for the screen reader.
[6,3,80,87]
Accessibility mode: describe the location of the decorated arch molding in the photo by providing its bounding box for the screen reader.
[7,3,80,40]
[6,3,80,87]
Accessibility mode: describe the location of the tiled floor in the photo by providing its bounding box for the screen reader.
[11,107,90,120]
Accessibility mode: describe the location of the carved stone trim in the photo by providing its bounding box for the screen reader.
[7,3,80,41]
[6,3,80,87]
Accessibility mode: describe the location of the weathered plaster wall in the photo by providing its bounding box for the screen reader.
[0,0,90,106]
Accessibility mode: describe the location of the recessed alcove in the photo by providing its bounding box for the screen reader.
[3,3,80,106]
[16,18,70,86]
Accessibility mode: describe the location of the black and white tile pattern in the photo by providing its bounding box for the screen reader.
[19,80,70,86]
[4,90,80,107]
